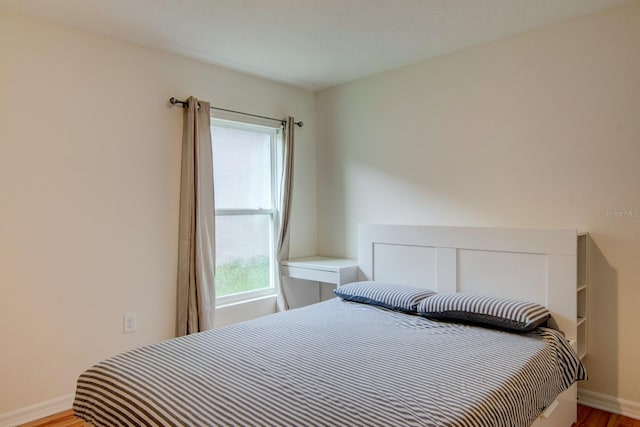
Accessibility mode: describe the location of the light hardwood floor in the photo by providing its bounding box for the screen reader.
[18,405,640,426]
[18,410,82,427]
[574,405,640,427]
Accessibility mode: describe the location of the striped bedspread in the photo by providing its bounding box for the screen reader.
[74,299,586,427]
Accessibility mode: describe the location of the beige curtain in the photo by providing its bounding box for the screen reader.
[275,117,296,311]
[176,96,216,336]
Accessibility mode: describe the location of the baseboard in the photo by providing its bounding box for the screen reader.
[0,394,74,427]
[578,389,640,420]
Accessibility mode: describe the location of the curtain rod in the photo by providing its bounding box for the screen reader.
[169,97,303,128]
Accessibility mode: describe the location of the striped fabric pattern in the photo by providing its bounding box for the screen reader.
[418,293,551,331]
[73,299,585,427]
[334,280,435,312]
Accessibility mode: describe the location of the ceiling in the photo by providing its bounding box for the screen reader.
[0,0,632,90]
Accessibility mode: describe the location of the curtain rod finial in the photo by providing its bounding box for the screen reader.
[169,97,187,107]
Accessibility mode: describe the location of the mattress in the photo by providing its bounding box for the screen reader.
[73,298,586,427]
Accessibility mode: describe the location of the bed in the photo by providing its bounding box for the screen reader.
[73,225,585,426]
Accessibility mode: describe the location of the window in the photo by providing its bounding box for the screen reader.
[211,118,280,304]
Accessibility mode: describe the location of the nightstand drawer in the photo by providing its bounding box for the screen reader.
[281,257,358,286]
[282,265,339,283]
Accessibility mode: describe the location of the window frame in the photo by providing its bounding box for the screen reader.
[210,117,280,307]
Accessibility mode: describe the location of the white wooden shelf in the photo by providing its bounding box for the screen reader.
[280,257,358,287]
[577,232,588,360]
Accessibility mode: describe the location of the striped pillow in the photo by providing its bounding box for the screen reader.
[417,293,550,331]
[335,281,435,313]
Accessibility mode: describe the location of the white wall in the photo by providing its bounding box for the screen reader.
[0,10,316,415]
[317,1,640,406]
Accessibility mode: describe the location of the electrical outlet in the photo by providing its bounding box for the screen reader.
[123,313,137,333]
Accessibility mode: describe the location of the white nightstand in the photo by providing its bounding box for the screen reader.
[280,257,358,287]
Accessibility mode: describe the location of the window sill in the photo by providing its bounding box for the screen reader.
[216,292,277,309]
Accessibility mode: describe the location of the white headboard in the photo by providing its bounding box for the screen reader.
[358,224,577,341]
